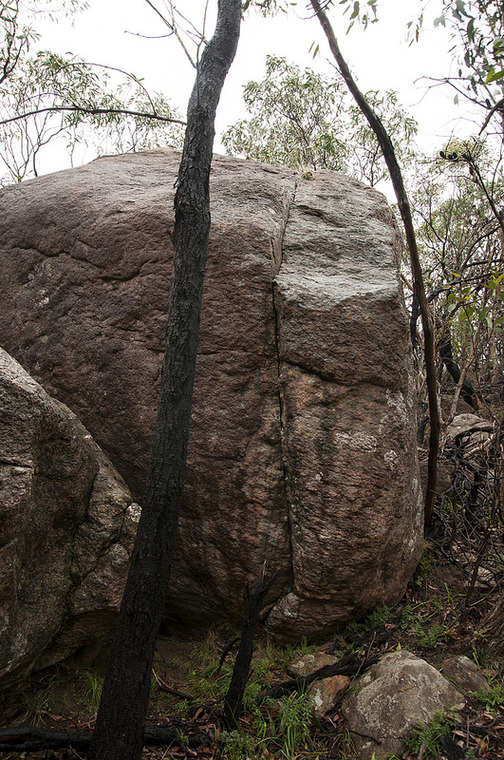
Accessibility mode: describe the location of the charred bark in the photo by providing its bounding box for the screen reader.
[0,725,207,754]
[88,3,242,759]
[439,334,481,409]
[222,573,278,730]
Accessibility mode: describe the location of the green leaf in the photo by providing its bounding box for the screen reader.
[350,2,360,20]
[485,68,504,84]
[454,0,468,19]
[494,37,504,57]
[466,18,475,42]
[461,304,475,320]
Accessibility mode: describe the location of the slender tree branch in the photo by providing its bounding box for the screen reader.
[143,0,197,69]
[0,105,186,127]
[42,59,163,115]
[310,0,440,530]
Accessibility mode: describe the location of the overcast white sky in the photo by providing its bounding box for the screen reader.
[32,0,476,175]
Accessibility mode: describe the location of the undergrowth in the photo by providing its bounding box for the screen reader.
[404,711,458,759]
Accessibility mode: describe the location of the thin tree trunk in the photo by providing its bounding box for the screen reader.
[88,3,242,759]
[309,0,440,531]
[222,573,277,730]
[439,332,481,410]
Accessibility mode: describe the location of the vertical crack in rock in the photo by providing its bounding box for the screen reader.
[270,177,298,601]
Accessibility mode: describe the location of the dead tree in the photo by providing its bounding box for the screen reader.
[88,3,242,759]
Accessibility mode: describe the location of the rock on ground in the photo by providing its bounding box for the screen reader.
[440,655,491,695]
[341,651,466,760]
[0,348,137,687]
[308,674,350,719]
[0,150,423,638]
[286,651,340,678]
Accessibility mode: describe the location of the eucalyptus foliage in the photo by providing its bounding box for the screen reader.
[413,141,504,381]
[244,0,377,29]
[433,0,504,90]
[222,55,417,185]
[0,1,183,184]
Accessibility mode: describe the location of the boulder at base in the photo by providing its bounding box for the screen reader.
[0,348,138,688]
[341,651,466,760]
[0,150,423,639]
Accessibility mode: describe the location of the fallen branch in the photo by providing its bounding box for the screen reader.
[152,669,194,701]
[0,723,208,753]
[260,651,379,700]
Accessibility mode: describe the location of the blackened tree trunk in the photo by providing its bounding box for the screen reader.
[222,573,277,730]
[89,3,242,759]
[439,330,481,409]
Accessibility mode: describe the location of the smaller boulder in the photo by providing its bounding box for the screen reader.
[341,651,465,760]
[308,675,350,718]
[286,651,340,679]
[0,348,137,686]
[440,656,491,695]
[285,651,350,718]
[445,414,493,456]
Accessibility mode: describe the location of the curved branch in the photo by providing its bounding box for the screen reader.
[42,58,163,115]
[310,0,440,530]
[0,105,186,127]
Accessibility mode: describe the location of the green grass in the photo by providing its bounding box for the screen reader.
[275,691,314,757]
[475,679,504,714]
[21,685,53,724]
[219,691,315,760]
[79,670,103,711]
[404,711,458,758]
[344,604,393,638]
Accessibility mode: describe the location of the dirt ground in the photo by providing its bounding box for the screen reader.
[0,507,503,760]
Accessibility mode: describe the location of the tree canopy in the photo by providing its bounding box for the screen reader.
[222,55,417,186]
[0,0,184,184]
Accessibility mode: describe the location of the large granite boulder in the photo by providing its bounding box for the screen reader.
[0,348,138,687]
[0,150,423,638]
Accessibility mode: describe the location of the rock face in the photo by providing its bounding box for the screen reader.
[0,150,423,638]
[0,348,137,687]
[341,651,466,760]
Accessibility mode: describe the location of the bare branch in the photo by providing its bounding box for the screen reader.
[480,97,504,133]
[143,0,197,68]
[0,105,186,127]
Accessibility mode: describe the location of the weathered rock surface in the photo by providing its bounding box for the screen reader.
[0,150,423,638]
[286,650,350,717]
[287,651,340,679]
[341,651,466,760]
[308,674,350,718]
[440,655,491,695]
[445,413,494,455]
[0,348,137,687]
